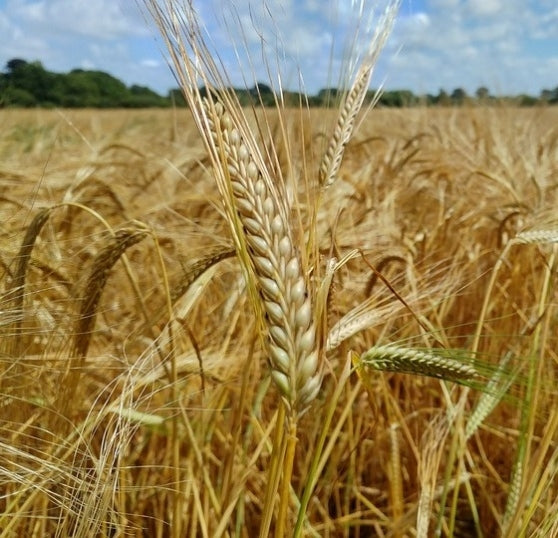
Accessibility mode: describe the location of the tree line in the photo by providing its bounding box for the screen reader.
[1,59,557,108]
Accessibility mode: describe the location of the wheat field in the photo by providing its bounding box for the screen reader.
[1,102,558,537]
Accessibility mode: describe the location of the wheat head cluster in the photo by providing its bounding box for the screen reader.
[1,1,558,537]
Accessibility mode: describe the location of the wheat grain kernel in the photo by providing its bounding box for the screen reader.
[270,325,290,350]
[246,161,259,180]
[279,236,292,257]
[271,214,284,234]
[271,370,291,399]
[259,277,281,300]
[265,301,285,324]
[298,326,316,353]
[238,144,249,162]
[298,350,319,378]
[263,197,275,216]
[254,179,266,196]
[235,197,254,216]
[243,217,261,235]
[285,258,300,280]
[270,345,290,372]
[253,256,274,276]
[290,278,306,303]
[295,301,312,327]
[249,235,270,256]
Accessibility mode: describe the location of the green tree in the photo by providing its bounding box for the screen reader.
[1,58,173,107]
[316,88,342,107]
[378,90,416,107]
[1,87,37,107]
[4,60,56,105]
[435,89,450,106]
[540,87,558,104]
[168,88,187,106]
[125,84,168,107]
[475,86,490,101]
[450,87,467,105]
[52,70,101,106]
[517,94,538,107]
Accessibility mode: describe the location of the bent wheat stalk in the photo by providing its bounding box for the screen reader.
[7,207,53,356]
[72,223,149,361]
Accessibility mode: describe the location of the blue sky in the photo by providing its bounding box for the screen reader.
[0,0,557,97]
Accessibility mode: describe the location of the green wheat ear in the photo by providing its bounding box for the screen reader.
[354,345,479,385]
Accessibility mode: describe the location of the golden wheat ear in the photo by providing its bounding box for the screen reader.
[6,207,53,356]
[319,2,400,189]
[72,222,150,361]
[202,99,321,415]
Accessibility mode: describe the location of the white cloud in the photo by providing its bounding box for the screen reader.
[191,0,401,92]
[0,8,49,62]
[140,59,161,68]
[428,0,459,9]
[535,8,558,38]
[466,0,503,17]
[376,0,558,95]
[6,0,149,40]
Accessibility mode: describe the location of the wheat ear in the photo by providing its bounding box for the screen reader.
[356,345,478,384]
[7,207,52,356]
[515,228,558,244]
[319,1,400,188]
[204,100,321,415]
[72,223,149,360]
[141,0,322,415]
[172,245,235,305]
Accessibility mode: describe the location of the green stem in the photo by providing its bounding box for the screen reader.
[275,417,298,538]
[259,403,286,538]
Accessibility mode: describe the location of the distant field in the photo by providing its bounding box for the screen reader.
[1,106,557,536]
